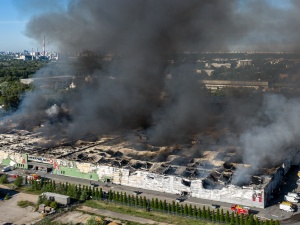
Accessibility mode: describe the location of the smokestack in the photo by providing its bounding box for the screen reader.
[43,36,45,56]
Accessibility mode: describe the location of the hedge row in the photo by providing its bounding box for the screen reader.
[28,179,279,225]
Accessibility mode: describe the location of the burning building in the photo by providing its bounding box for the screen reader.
[1,129,299,208]
[3,0,300,209]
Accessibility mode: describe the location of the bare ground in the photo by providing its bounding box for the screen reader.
[77,205,174,225]
[0,184,41,225]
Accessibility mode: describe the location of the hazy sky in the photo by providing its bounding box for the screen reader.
[0,0,31,52]
[0,0,294,52]
[0,0,68,52]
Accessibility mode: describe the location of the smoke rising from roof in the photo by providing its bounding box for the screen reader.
[5,0,300,178]
[11,0,245,142]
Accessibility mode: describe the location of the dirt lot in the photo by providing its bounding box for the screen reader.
[0,185,41,225]
[53,211,103,224]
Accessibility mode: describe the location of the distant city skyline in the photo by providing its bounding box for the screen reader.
[0,0,69,52]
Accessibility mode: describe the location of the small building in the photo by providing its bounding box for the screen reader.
[237,60,252,67]
[42,192,70,205]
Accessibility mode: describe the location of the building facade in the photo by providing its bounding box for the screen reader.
[1,149,297,208]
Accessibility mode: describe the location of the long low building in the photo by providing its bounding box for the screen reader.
[0,130,299,208]
[200,80,269,91]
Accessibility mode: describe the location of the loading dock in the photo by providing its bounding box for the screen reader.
[28,162,53,172]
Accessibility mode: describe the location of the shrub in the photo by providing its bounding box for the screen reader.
[4,193,10,200]
[0,174,8,184]
[14,176,23,187]
[50,201,58,209]
[18,200,35,208]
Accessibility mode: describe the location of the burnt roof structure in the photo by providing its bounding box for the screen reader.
[0,128,299,208]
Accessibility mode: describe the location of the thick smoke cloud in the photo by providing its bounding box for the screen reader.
[231,94,300,184]
[10,0,244,144]
[6,0,300,176]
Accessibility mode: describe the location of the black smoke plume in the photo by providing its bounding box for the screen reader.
[6,0,300,177]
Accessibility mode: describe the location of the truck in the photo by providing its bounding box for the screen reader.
[279,201,295,212]
[287,192,300,200]
[41,192,70,205]
[284,195,298,203]
[27,174,39,181]
[231,205,249,215]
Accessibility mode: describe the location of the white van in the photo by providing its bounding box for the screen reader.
[279,201,295,212]
[287,192,300,200]
[284,195,298,203]
[1,166,11,172]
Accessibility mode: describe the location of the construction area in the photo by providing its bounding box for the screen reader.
[1,128,299,209]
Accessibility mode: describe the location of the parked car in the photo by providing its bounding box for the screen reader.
[1,166,11,172]
[175,197,185,203]
[211,204,219,209]
[133,190,142,195]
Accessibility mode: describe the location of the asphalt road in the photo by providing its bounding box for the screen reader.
[2,165,300,222]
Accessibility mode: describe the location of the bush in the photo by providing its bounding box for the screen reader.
[14,176,23,187]
[49,201,58,209]
[4,193,10,200]
[0,174,7,184]
[18,200,35,208]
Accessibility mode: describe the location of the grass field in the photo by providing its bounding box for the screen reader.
[84,200,217,225]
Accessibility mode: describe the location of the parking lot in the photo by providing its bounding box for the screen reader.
[1,164,300,223]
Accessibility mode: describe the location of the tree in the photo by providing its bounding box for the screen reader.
[216,208,220,222]
[211,210,216,222]
[255,217,260,225]
[80,189,89,201]
[163,200,167,211]
[56,182,67,195]
[247,214,254,225]
[0,81,31,110]
[220,208,225,222]
[0,174,7,184]
[201,206,206,219]
[50,201,58,209]
[183,204,188,216]
[235,214,239,225]
[175,203,179,215]
[225,210,230,224]
[154,198,158,209]
[124,192,128,204]
[206,207,211,221]
[171,201,175,214]
[193,205,197,218]
[67,184,78,199]
[230,212,235,225]
[14,175,23,187]
[188,204,193,217]
[37,195,47,205]
[197,207,202,219]
[240,214,245,225]
[150,198,154,209]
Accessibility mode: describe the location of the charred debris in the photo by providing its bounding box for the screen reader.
[0,128,279,189]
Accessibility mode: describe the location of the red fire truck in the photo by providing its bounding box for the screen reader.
[230,205,249,215]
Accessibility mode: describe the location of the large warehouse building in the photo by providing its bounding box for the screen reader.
[0,129,299,208]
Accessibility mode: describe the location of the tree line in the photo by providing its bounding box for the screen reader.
[27,178,280,225]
